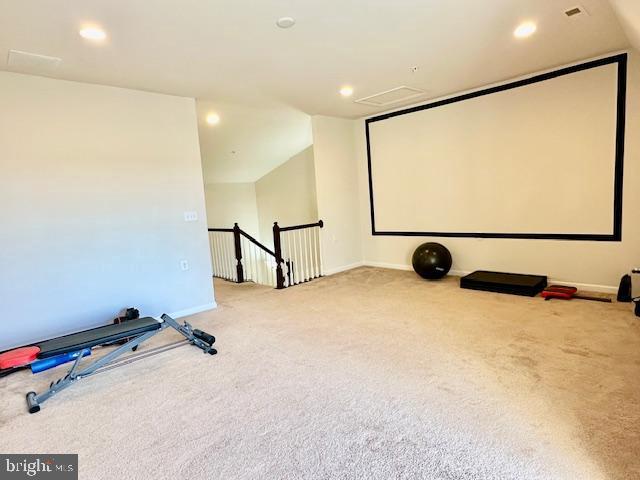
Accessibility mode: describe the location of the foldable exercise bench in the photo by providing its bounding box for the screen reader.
[24,314,216,413]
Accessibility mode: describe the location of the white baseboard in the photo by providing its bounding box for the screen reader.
[362,262,617,293]
[167,302,217,319]
[324,261,365,276]
[363,261,412,271]
[546,281,617,294]
[363,261,466,278]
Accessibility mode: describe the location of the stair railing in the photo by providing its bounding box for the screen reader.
[208,220,324,289]
[237,226,278,288]
[208,227,238,283]
[273,220,324,289]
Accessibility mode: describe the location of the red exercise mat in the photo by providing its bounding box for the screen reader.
[542,285,611,303]
[0,346,40,369]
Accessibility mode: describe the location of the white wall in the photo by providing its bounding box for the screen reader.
[0,71,214,350]
[255,146,318,247]
[354,51,640,291]
[204,182,260,238]
[311,116,363,274]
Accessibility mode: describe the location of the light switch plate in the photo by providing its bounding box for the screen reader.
[184,211,198,222]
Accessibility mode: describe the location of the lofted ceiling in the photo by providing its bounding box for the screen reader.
[0,0,635,182]
[609,0,640,50]
[197,100,312,183]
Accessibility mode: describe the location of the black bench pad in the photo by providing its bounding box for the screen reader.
[36,317,161,359]
[460,270,547,297]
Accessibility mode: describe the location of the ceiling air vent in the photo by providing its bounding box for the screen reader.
[355,86,426,107]
[564,6,588,18]
[7,50,61,72]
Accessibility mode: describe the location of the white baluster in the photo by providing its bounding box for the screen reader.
[305,228,312,280]
[214,233,222,278]
[253,243,258,283]
[249,238,255,283]
[211,233,215,277]
[251,242,257,284]
[299,230,306,282]
[226,233,233,280]
[207,232,215,273]
[247,241,253,282]
[302,230,307,280]
[216,233,222,278]
[252,243,258,283]
[209,233,215,277]
[230,235,234,279]
[248,237,254,283]
[301,229,307,282]
[318,227,324,276]
[294,230,301,285]
[259,248,265,285]
[221,234,228,280]
[314,227,320,277]
[241,236,248,282]
[308,228,316,279]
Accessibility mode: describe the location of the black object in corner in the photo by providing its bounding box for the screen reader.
[617,275,633,302]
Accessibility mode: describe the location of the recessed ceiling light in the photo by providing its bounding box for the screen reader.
[339,86,354,97]
[276,17,296,29]
[514,21,537,39]
[206,113,221,125]
[79,26,107,41]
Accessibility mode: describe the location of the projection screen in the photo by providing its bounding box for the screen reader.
[366,54,626,241]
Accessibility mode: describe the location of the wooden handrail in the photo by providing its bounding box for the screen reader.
[279,220,324,232]
[208,226,276,256]
[239,230,276,258]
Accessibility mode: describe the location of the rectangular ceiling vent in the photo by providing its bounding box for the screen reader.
[355,86,426,107]
[564,6,588,18]
[7,49,62,72]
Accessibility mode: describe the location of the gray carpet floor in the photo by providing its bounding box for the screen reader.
[1,267,639,479]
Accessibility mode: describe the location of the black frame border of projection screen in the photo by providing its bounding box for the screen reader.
[365,53,627,241]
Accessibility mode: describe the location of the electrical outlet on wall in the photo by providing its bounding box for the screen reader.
[180,260,189,271]
[183,211,198,222]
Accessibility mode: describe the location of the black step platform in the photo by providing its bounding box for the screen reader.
[36,317,161,359]
[460,270,547,297]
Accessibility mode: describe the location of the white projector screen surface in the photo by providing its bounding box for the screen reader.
[367,57,624,240]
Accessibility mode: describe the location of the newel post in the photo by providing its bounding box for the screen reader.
[273,222,285,289]
[233,223,244,283]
